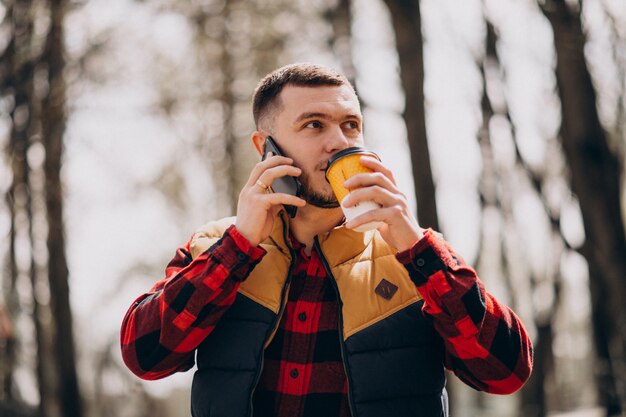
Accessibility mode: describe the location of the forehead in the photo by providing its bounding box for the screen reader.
[277,84,361,122]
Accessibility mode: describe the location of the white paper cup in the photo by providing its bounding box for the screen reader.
[341,197,384,232]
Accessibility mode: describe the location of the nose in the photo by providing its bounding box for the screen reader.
[323,125,351,154]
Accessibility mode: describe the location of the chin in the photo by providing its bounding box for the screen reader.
[303,191,340,209]
[300,172,340,208]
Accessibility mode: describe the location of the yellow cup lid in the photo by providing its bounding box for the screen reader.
[325,147,380,182]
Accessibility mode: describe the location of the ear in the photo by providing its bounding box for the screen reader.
[251,131,266,157]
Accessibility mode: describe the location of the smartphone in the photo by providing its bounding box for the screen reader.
[262,136,303,218]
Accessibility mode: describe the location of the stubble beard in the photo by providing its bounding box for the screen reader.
[298,169,340,209]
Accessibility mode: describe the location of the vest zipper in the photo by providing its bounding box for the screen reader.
[248,217,297,417]
[314,236,357,417]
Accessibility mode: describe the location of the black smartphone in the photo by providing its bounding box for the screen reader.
[262,136,303,218]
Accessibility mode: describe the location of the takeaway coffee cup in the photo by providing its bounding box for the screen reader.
[325,147,384,232]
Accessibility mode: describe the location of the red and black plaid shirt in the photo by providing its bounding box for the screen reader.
[253,237,350,417]
[121,225,532,415]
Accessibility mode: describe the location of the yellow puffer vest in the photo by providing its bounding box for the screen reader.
[188,213,448,417]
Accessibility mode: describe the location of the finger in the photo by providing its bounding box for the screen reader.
[344,205,403,230]
[261,192,307,207]
[269,204,284,219]
[257,165,302,189]
[342,186,400,208]
[343,171,395,192]
[254,178,271,192]
[247,155,295,186]
[359,156,397,186]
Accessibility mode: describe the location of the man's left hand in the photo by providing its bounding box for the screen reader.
[342,156,424,252]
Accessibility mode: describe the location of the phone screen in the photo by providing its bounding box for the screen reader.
[262,136,303,218]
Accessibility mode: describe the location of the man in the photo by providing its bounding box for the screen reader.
[120,63,532,417]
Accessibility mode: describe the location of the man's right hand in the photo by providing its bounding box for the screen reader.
[235,153,306,247]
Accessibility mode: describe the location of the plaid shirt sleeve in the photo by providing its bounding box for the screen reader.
[120,225,266,380]
[396,228,533,394]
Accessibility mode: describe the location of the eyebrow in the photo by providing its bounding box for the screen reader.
[292,112,361,126]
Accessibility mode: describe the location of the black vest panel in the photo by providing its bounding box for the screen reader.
[344,300,447,417]
[191,295,449,417]
[192,294,276,417]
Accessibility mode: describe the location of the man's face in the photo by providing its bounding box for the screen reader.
[268,84,364,208]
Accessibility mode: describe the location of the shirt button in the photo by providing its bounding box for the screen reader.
[298,312,307,322]
[416,258,425,267]
[236,253,246,261]
[290,369,299,379]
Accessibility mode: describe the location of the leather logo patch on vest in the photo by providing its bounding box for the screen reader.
[375,278,398,300]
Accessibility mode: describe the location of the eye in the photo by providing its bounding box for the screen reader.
[305,121,323,129]
[344,120,359,130]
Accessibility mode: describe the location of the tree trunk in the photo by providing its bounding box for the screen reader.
[2,1,53,414]
[0,305,17,402]
[220,0,238,215]
[40,1,83,416]
[380,0,439,231]
[478,19,559,416]
[187,1,238,217]
[540,1,626,414]
[326,0,357,87]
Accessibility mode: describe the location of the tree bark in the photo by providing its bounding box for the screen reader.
[380,0,439,230]
[220,0,238,215]
[40,1,83,416]
[478,19,559,416]
[2,1,53,413]
[326,0,357,87]
[186,1,238,217]
[540,1,626,414]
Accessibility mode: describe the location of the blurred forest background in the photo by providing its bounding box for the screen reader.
[1,0,625,416]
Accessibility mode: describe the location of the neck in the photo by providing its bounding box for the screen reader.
[289,204,344,254]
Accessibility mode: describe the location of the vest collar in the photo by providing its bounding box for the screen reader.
[267,210,375,266]
[265,210,293,259]
[317,223,376,268]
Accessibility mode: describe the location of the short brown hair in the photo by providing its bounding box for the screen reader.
[252,63,354,130]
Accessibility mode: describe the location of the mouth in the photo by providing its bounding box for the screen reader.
[319,161,330,171]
